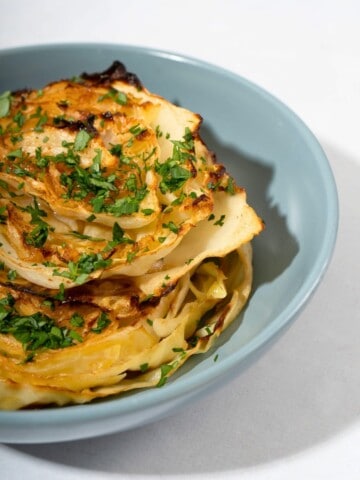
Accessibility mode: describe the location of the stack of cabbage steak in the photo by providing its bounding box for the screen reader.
[0,62,263,409]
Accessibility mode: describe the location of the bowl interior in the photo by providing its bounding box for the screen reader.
[0,44,338,441]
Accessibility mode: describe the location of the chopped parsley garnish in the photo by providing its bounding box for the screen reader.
[140,363,149,373]
[172,347,185,353]
[155,125,163,138]
[226,177,235,195]
[91,312,110,333]
[98,88,127,105]
[126,251,136,263]
[106,185,148,217]
[110,144,122,158]
[0,206,7,224]
[74,130,91,151]
[129,124,146,136]
[6,148,23,159]
[7,270,17,281]
[35,147,49,168]
[53,253,112,284]
[157,363,174,387]
[23,198,53,248]
[112,221,130,243]
[155,128,194,193]
[59,147,118,206]
[214,214,226,227]
[70,312,85,327]
[0,91,11,118]
[141,208,154,216]
[30,106,48,132]
[86,214,96,222]
[103,222,134,252]
[162,221,179,234]
[0,294,82,352]
[156,161,191,194]
[53,283,66,301]
[13,111,25,128]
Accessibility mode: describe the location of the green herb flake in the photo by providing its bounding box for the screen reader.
[53,283,66,301]
[162,221,179,234]
[157,364,174,387]
[110,144,122,158]
[91,312,110,333]
[23,198,52,248]
[86,214,96,222]
[129,124,145,136]
[155,125,163,138]
[98,88,127,106]
[74,130,91,151]
[0,206,7,224]
[214,214,226,227]
[140,363,149,373]
[6,148,23,159]
[0,296,79,353]
[7,270,17,281]
[13,111,25,128]
[69,330,83,343]
[126,251,136,263]
[70,312,85,328]
[30,106,48,132]
[141,208,154,216]
[0,91,11,118]
[53,253,112,284]
[41,299,54,310]
[226,177,235,195]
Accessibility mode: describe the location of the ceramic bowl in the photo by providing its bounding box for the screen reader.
[0,44,338,443]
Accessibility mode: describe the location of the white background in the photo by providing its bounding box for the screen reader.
[0,1,360,479]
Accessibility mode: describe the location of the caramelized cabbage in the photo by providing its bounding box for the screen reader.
[0,62,263,409]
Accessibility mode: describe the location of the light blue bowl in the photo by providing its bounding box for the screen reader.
[0,44,338,443]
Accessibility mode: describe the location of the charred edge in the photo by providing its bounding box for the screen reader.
[101,111,114,120]
[192,193,209,206]
[210,164,226,181]
[208,149,217,164]
[11,88,32,99]
[0,280,51,299]
[135,129,150,141]
[57,101,69,110]
[53,114,98,136]
[80,61,143,90]
[189,158,197,178]
[137,283,177,310]
[214,304,231,332]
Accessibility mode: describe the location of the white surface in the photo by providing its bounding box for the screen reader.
[0,1,359,478]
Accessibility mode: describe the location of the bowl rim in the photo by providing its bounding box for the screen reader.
[0,42,339,426]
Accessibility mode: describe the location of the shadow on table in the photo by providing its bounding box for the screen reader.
[8,141,360,476]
